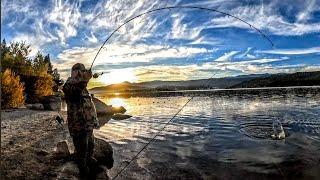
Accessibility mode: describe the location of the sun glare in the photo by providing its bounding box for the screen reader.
[99,69,137,85]
[109,98,126,107]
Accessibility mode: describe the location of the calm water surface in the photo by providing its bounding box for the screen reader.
[93,94,320,179]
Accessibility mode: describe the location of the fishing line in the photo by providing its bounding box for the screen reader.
[112,73,217,180]
[89,5,275,179]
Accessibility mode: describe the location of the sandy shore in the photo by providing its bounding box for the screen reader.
[1,109,73,179]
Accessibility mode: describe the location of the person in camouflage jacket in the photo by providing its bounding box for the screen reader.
[62,63,99,176]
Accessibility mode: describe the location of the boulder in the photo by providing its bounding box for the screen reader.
[93,138,114,169]
[95,167,110,180]
[56,162,79,180]
[112,113,132,120]
[41,95,62,111]
[57,162,110,180]
[112,106,126,114]
[54,140,70,159]
[92,97,114,115]
[92,96,127,115]
[26,103,44,110]
[97,114,112,128]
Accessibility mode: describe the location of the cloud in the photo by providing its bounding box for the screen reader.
[189,36,221,45]
[3,0,320,85]
[168,13,202,40]
[85,32,98,44]
[215,51,239,62]
[207,1,320,36]
[12,32,58,57]
[200,55,290,75]
[46,0,81,44]
[256,47,320,55]
[107,57,319,83]
[236,48,256,59]
[85,0,175,43]
[54,43,215,78]
[296,0,317,23]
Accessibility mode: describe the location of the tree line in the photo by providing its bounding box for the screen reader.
[1,39,63,108]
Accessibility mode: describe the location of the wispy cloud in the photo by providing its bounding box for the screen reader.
[215,51,239,62]
[296,0,317,23]
[46,0,81,44]
[3,0,320,84]
[54,43,215,77]
[256,47,320,55]
[208,1,320,36]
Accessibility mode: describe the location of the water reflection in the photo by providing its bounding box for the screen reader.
[93,95,320,179]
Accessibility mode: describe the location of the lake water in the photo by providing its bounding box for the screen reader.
[93,94,320,179]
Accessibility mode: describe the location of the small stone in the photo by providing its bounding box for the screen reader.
[35,149,50,156]
[54,141,70,159]
[8,140,14,145]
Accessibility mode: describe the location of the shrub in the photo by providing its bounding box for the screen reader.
[1,69,25,108]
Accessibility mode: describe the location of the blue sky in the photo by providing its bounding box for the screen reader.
[2,0,320,86]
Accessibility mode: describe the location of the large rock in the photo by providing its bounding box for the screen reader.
[112,106,126,114]
[26,103,44,110]
[92,97,126,115]
[97,114,113,128]
[56,162,79,180]
[55,138,113,179]
[112,113,132,120]
[41,95,62,111]
[92,97,114,115]
[57,162,110,180]
[93,138,114,169]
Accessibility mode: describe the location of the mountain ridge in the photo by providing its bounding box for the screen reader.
[89,71,320,92]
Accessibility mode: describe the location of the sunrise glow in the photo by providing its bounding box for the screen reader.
[99,69,137,85]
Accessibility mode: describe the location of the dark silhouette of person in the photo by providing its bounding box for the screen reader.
[62,63,99,176]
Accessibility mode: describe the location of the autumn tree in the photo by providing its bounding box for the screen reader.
[1,69,25,108]
[1,39,62,104]
[34,73,54,98]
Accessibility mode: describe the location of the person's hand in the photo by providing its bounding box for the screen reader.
[87,69,93,79]
[82,69,92,81]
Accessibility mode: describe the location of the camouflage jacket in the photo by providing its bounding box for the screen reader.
[62,77,98,135]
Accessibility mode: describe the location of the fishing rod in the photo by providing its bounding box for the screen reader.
[88,5,275,179]
[89,5,274,70]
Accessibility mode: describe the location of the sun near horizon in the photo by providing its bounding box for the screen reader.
[88,69,138,89]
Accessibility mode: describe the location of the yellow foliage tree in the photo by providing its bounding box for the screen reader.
[1,69,25,108]
[34,73,54,98]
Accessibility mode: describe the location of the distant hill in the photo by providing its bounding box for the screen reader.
[137,74,269,90]
[90,74,269,92]
[90,81,146,92]
[231,71,320,88]
[90,71,320,93]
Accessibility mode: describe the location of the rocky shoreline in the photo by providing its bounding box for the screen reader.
[0,97,125,180]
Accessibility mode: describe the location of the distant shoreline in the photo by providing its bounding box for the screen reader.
[91,86,320,98]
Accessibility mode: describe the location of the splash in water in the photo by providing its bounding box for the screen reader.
[271,120,286,140]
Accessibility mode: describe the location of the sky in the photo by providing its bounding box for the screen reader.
[2,0,320,87]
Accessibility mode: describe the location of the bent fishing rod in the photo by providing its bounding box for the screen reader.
[89,5,274,70]
[88,5,275,179]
